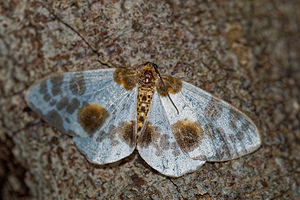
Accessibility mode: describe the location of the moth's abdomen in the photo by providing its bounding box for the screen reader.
[137,87,154,135]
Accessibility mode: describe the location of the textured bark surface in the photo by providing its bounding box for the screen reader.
[0,0,299,199]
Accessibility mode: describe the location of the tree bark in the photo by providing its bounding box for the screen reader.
[0,0,299,199]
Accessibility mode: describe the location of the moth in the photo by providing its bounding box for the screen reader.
[25,62,261,177]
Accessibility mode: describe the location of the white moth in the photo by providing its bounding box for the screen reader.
[26,62,261,177]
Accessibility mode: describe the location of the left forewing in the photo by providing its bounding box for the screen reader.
[26,68,138,164]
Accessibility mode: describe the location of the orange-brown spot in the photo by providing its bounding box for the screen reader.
[78,104,109,136]
[118,121,136,147]
[156,75,182,96]
[138,122,159,148]
[172,119,203,152]
[113,69,137,90]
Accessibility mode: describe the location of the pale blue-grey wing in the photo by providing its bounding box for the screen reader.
[26,69,115,137]
[162,81,261,162]
[26,68,138,164]
[137,91,205,177]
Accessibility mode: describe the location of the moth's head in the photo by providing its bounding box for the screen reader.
[138,62,159,85]
[143,62,158,70]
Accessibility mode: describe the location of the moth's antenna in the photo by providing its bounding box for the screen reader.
[50,13,97,54]
[152,64,179,115]
[49,11,118,69]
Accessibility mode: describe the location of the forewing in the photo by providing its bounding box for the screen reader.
[163,80,261,162]
[26,68,138,164]
[137,91,205,177]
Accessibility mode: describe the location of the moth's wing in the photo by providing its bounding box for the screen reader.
[26,68,138,164]
[160,80,261,162]
[137,91,205,177]
[73,86,138,165]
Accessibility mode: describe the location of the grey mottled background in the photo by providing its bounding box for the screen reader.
[0,0,299,199]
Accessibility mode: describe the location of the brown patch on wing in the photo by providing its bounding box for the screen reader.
[138,122,160,148]
[229,107,242,130]
[172,119,203,152]
[43,94,51,102]
[241,120,251,132]
[204,124,233,160]
[113,69,137,90]
[50,75,64,96]
[159,134,171,150]
[96,129,112,143]
[66,98,80,114]
[118,121,137,147]
[215,127,233,159]
[39,80,48,94]
[156,75,182,97]
[44,110,65,132]
[236,130,245,140]
[204,123,216,141]
[78,104,109,136]
[170,142,181,157]
[56,97,69,110]
[39,80,51,102]
[204,99,223,121]
[153,143,163,157]
[69,74,86,96]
